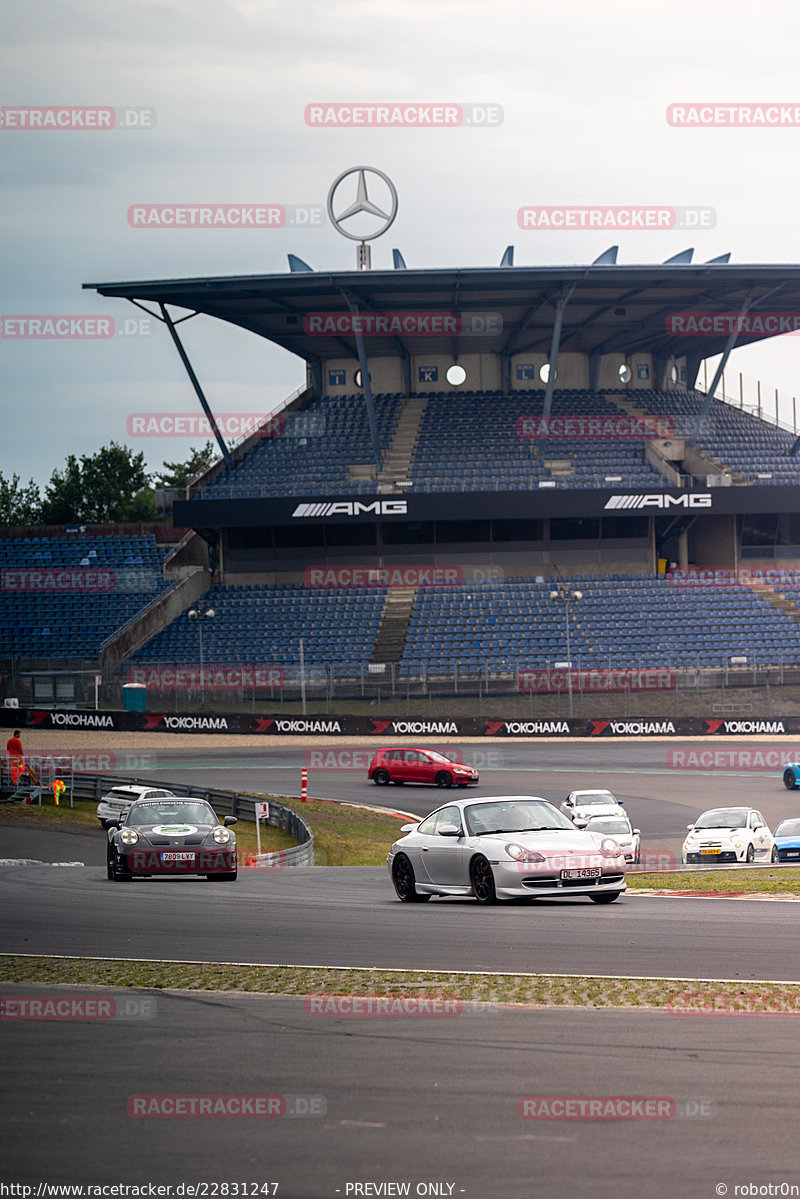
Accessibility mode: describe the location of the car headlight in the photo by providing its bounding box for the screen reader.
[120,828,139,845]
[212,827,231,844]
[600,837,622,855]
[505,843,546,862]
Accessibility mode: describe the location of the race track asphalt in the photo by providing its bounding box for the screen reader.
[4,738,800,1196]
[4,989,800,1199]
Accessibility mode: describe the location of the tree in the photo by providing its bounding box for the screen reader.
[0,473,42,527]
[39,442,156,524]
[153,442,218,489]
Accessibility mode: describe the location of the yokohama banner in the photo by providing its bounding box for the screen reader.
[2,709,798,737]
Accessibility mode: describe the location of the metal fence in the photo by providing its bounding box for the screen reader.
[0,763,314,867]
[6,653,800,719]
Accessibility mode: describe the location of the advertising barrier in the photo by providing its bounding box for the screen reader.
[4,708,800,737]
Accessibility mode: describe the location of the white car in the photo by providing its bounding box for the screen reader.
[387,794,628,904]
[561,789,625,827]
[584,814,641,864]
[97,784,176,828]
[682,807,777,865]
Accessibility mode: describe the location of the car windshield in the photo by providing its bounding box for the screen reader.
[585,817,630,835]
[574,793,615,806]
[693,809,748,830]
[127,801,218,827]
[465,800,574,835]
[775,821,800,838]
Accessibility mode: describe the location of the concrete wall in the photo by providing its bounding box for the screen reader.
[319,352,690,396]
[100,567,211,663]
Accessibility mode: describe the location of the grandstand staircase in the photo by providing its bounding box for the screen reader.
[743,580,800,623]
[608,395,747,486]
[349,397,428,493]
[370,587,416,665]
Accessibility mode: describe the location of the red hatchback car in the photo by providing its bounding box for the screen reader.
[368,748,479,788]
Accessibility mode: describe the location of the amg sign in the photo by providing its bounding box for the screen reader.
[604,493,712,510]
[292,500,408,518]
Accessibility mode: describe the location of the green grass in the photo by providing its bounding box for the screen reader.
[2,955,799,1012]
[248,794,408,865]
[626,868,800,895]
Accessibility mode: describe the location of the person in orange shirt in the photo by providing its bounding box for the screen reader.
[6,730,23,759]
[6,729,24,785]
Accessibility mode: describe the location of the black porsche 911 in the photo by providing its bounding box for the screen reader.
[107,797,238,881]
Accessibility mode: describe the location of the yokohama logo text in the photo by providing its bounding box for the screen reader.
[292,500,408,518]
[604,494,712,510]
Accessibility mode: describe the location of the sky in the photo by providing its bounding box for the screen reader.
[3,0,800,488]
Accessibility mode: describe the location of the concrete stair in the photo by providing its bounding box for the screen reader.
[348,397,428,494]
[370,587,417,664]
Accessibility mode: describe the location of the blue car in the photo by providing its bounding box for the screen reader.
[773,819,800,862]
[783,764,800,790]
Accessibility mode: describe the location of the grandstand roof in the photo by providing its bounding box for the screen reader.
[85,263,800,363]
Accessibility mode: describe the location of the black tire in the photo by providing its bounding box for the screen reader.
[784,770,797,790]
[106,856,113,880]
[771,845,779,863]
[435,771,453,788]
[207,873,238,881]
[373,768,390,786]
[470,855,497,904]
[391,854,430,902]
[745,844,755,863]
[108,850,131,882]
[590,891,621,904]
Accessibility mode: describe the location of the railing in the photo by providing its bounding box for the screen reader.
[0,765,314,867]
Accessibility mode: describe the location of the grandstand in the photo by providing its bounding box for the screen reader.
[9,254,796,715]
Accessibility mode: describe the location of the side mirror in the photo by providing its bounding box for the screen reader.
[106,820,120,830]
[223,816,238,827]
[400,823,419,833]
[633,829,641,836]
[564,799,573,807]
[438,824,461,837]
[686,824,695,831]
[573,818,588,829]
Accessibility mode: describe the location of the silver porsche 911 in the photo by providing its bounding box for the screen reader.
[387,795,627,904]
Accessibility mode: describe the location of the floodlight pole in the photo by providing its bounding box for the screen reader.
[550,583,582,718]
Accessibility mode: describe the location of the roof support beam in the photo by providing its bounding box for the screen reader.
[543,286,575,418]
[159,304,233,469]
[690,290,756,443]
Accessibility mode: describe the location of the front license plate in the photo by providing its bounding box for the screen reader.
[561,867,601,880]
[700,848,719,855]
[161,852,195,862]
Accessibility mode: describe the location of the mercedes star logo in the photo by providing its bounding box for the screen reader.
[327,166,399,242]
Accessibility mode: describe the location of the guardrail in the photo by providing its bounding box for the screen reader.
[62,772,314,867]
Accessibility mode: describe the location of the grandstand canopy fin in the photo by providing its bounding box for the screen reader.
[288,254,314,273]
[706,253,731,264]
[500,245,514,267]
[663,249,694,264]
[392,249,408,270]
[592,246,618,265]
